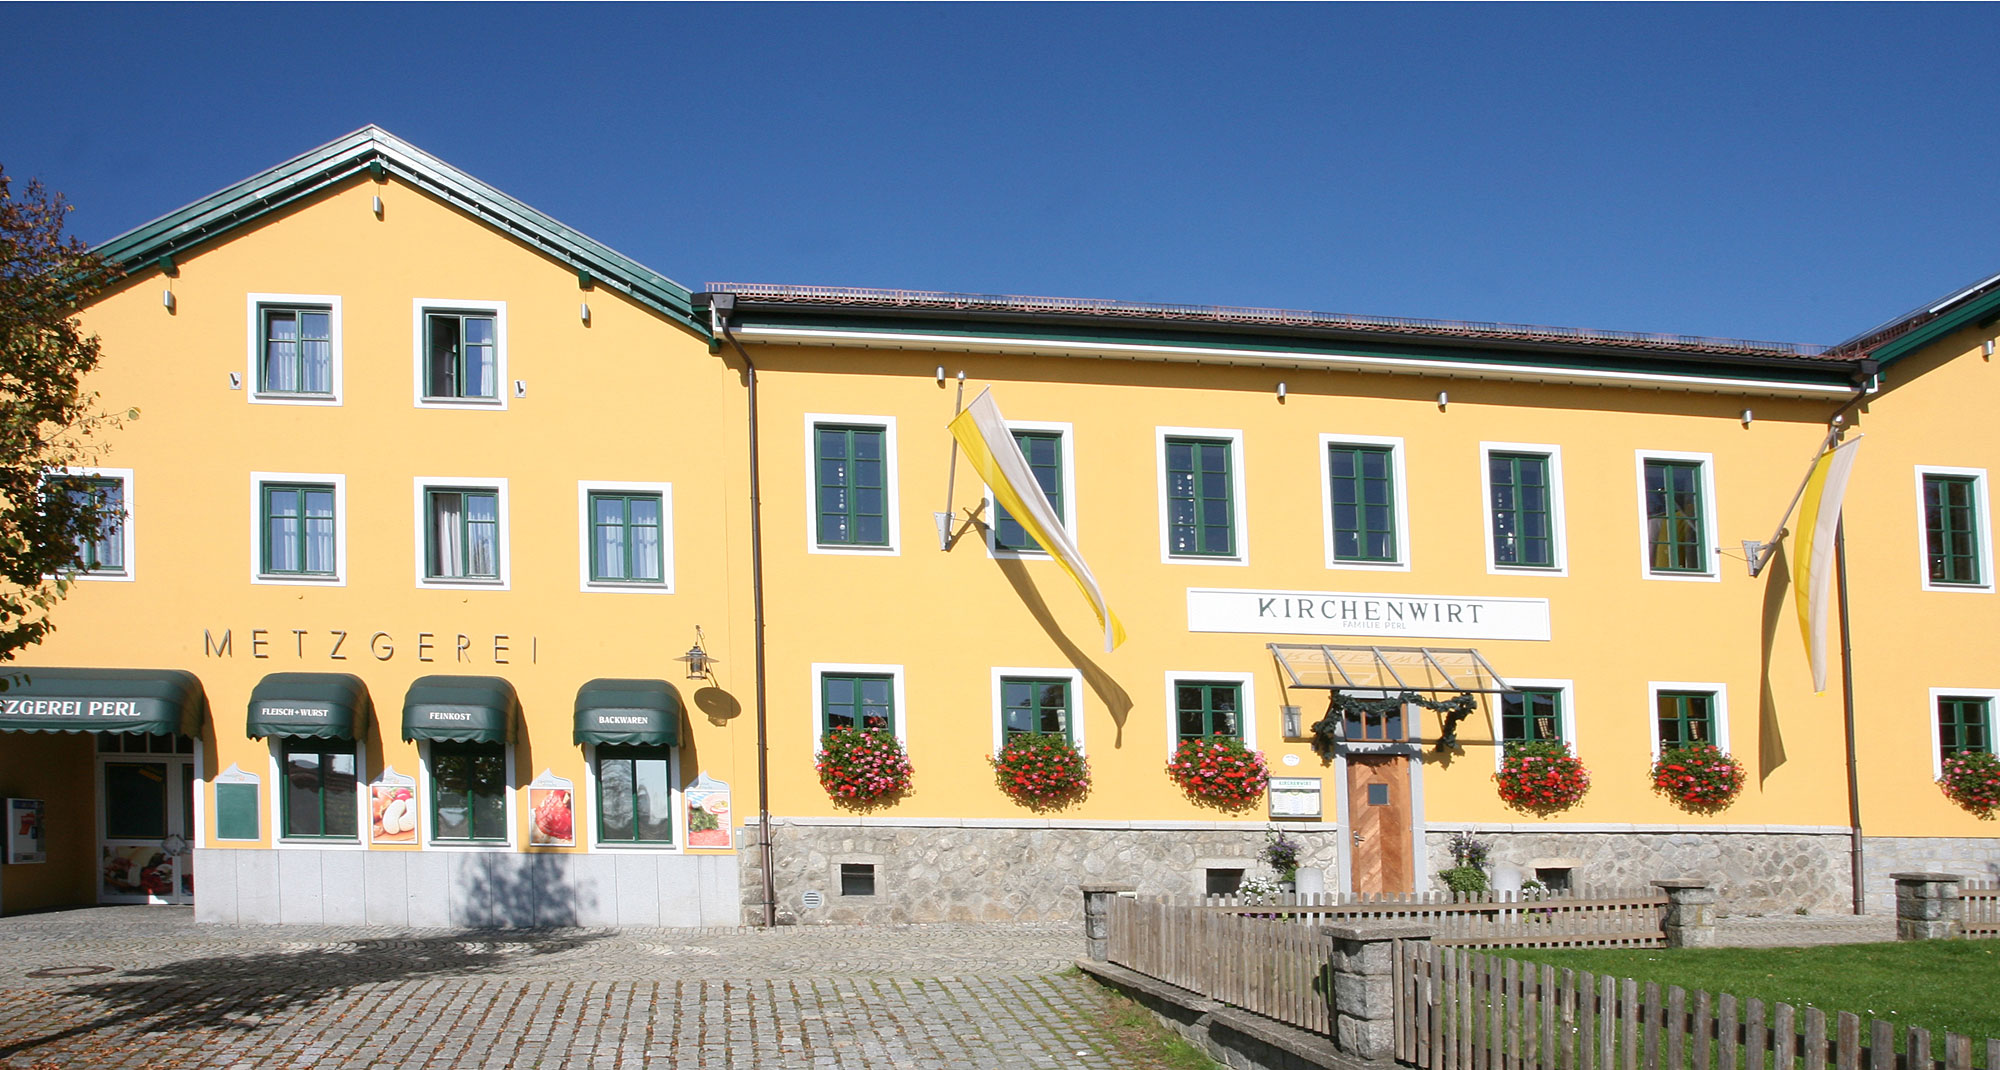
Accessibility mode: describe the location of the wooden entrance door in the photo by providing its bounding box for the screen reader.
[1346,754,1413,894]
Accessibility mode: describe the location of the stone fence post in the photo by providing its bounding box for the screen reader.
[1891,872,1963,940]
[1323,922,1434,1062]
[1653,879,1718,948]
[1079,883,1134,962]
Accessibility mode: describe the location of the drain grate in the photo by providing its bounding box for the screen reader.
[26,965,114,978]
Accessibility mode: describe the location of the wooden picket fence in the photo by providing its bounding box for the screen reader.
[1106,893,1334,1034]
[1961,880,1999,939]
[1394,943,2000,1070]
[1202,887,1669,949]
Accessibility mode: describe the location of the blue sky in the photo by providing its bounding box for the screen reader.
[6,3,1995,345]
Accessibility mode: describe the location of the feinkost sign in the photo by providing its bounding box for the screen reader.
[1187,587,1551,642]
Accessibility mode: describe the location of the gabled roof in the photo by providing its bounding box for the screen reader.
[1824,270,2000,367]
[95,125,704,336]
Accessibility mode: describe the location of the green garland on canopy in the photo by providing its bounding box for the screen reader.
[1307,691,1480,760]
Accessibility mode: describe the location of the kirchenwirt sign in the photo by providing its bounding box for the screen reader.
[1186,587,1551,641]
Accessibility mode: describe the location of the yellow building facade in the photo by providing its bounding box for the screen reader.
[0,127,1993,923]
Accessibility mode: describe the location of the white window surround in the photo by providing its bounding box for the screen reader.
[803,413,901,556]
[1646,681,1730,760]
[1913,466,1994,594]
[412,477,512,591]
[56,466,135,583]
[266,737,369,850]
[1479,442,1569,577]
[1319,432,1412,572]
[581,742,685,854]
[1633,450,1721,582]
[411,298,508,410]
[249,471,348,587]
[810,663,909,747]
[415,739,518,851]
[1928,687,2000,779]
[989,666,1088,756]
[1162,671,1258,757]
[984,420,1077,560]
[1155,426,1250,566]
[246,293,343,405]
[1491,678,1577,773]
[576,480,675,593]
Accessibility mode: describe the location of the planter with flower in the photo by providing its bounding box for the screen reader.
[1494,740,1592,816]
[1938,750,2000,818]
[990,732,1091,809]
[1166,736,1269,808]
[1649,742,1745,813]
[815,727,913,805]
[1262,826,1302,889]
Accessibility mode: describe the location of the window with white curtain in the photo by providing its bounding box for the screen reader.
[426,488,500,581]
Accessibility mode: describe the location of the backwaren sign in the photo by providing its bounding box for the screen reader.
[1186,587,1552,641]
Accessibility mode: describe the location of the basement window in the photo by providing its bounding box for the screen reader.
[1205,868,1244,896]
[1534,867,1573,893]
[839,863,876,897]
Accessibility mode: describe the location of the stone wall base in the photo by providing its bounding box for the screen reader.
[195,848,740,927]
[1422,829,1853,915]
[1863,837,2000,914]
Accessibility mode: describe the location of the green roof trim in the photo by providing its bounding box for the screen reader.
[95,125,706,337]
[1868,285,2000,369]
[0,667,206,737]
[246,672,373,741]
[573,678,683,746]
[401,675,519,745]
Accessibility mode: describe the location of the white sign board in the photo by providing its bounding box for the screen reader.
[1268,777,1323,819]
[1188,587,1551,642]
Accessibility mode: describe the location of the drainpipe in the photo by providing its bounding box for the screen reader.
[1835,517,1865,915]
[711,294,776,928]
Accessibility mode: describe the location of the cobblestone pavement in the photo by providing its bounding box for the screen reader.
[0,908,1175,1069]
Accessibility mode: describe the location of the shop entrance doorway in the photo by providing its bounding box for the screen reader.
[96,734,196,904]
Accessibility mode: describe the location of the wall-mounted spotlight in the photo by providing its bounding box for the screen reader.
[579,301,591,324]
[372,195,383,218]
[1437,391,1449,410]
[1276,381,1287,400]
[162,289,175,312]
[1986,340,1995,360]
[1741,409,1754,427]
[937,366,946,385]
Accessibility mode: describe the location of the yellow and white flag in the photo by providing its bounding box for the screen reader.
[1794,436,1862,693]
[949,389,1127,652]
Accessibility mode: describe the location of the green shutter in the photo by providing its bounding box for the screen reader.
[1000,677,1071,739]
[1644,461,1707,572]
[1328,444,1398,562]
[1489,452,1554,568]
[1174,681,1242,740]
[1938,696,1992,757]
[1165,437,1235,557]
[1656,691,1714,749]
[815,425,889,546]
[821,673,895,735]
[1923,475,1983,585]
[1500,688,1564,744]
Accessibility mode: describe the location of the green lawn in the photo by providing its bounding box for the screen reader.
[1501,942,2000,1052]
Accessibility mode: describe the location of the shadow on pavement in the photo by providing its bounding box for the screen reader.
[0,929,606,1059]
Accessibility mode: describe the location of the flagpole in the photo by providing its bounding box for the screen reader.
[1746,419,1847,578]
[936,371,966,550]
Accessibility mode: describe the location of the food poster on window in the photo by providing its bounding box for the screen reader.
[103,845,172,898]
[684,773,732,848]
[369,766,418,845]
[6,798,45,864]
[527,769,575,847]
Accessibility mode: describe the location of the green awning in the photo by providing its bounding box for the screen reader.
[0,667,206,736]
[246,673,373,740]
[573,678,682,746]
[401,675,518,744]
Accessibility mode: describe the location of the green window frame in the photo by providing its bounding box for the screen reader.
[280,738,359,840]
[821,673,895,736]
[1164,436,1235,557]
[1175,681,1243,741]
[59,476,125,573]
[814,424,889,547]
[1937,696,1992,759]
[594,744,676,845]
[261,482,337,577]
[1500,688,1565,746]
[1656,691,1716,750]
[1644,459,1708,573]
[423,310,498,400]
[429,742,508,843]
[1489,452,1555,569]
[1000,677,1072,739]
[425,487,501,581]
[1328,443,1399,563]
[1923,474,1983,586]
[588,492,665,583]
[260,306,333,395]
[994,430,1065,553]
